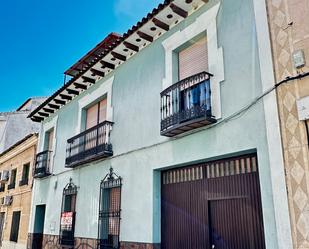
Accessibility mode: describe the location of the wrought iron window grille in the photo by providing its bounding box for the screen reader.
[59,178,78,247]
[98,167,122,249]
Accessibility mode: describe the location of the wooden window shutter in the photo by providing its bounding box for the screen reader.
[99,99,107,123]
[86,104,99,129]
[178,37,208,81]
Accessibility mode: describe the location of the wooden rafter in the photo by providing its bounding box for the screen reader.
[100,61,116,70]
[67,89,80,95]
[90,69,105,77]
[59,94,72,101]
[74,83,87,90]
[54,99,66,105]
[38,112,49,117]
[43,107,54,114]
[170,3,188,18]
[32,116,44,122]
[111,51,126,61]
[82,76,96,84]
[123,41,139,52]
[152,18,169,31]
[48,103,60,109]
[137,31,153,42]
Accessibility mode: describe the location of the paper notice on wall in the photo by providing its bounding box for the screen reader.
[60,212,73,231]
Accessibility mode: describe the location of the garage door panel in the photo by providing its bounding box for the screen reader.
[161,154,266,249]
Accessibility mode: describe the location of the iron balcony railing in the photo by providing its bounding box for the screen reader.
[65,121,113,167]
[160,71,216,137]
[34,150,52,178]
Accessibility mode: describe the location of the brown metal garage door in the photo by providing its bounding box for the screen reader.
[161,154,266,249]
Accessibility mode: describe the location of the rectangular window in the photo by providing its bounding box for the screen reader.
[21,163,30,185]
[9,169,17,189]
[98,177,121,249]
[10,211,21,242]
[178,36,208,80]
[45,128,54,151]
[86,99,107,130]
[0,183,5,192]
[60,182,77,246]
[0,212,5,246]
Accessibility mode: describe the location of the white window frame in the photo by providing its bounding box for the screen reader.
[76,76,114,134]
[162,3,224,119]
[40,115,58,173]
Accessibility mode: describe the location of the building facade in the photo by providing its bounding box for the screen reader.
[0,133,38,249]
[0,98,46,154]
[27,0,293,249]
[266,0,309,248]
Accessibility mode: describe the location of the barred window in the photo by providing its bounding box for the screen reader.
[98,168,122,249]
[59,179,77,247]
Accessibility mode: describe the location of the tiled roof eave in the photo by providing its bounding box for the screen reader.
[29,0,209,122]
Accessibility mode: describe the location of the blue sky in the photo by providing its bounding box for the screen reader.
[0,0,162,112]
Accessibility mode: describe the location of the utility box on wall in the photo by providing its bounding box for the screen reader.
[297,96,309,121]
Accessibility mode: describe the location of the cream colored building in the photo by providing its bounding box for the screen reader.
[267,0,309,248]
[0,134,38,249]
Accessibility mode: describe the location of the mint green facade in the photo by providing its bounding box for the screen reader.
[29,0,291,248]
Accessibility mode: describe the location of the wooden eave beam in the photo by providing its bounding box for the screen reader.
[74,83,87,90]
[43,107,54,114]
[48,103,60,110]
[67,88,80,96]
[32,116,44,122]
[123,41,139,52]
[54,99,66,105]
[59,94,72,101]
[38,112,49,117]
[100,61,116,70]
[90,69,105,77]
[136,31,153,42]
[170,3,188,18]
[82,76,96,84]
[111,51,126,61]
[152,18,169,31]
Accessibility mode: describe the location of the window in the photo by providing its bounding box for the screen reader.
[0,183,5,192]
[20,163,30,186]
[44,128,54,151]
[59,179,77,246]
[0,212,5,246]
[98,168,122,249]
[8,169,17,189]
[86,98,107,130]
[10,211,21,242]
[178,37,209,111]
[178,36,208,81]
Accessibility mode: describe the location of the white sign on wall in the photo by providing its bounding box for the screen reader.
[297,96,309,121]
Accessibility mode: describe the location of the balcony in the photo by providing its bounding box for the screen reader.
[65,121,113,168]
[160,72,217,137]
[34,150,52,178]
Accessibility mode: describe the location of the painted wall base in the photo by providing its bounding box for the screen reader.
[1,240,27,249]
[27,234,160,249]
